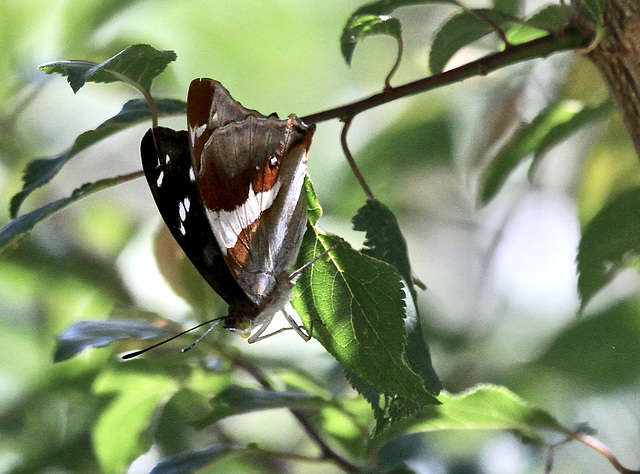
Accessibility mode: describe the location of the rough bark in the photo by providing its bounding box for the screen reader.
[588,0,640,159]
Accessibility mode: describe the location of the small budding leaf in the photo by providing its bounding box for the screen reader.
[341,14,402,65]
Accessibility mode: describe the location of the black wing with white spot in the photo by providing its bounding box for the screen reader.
[140,127,255,308]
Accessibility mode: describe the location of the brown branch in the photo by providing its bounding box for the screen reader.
[301,27,589,125]
[588,0,640,160]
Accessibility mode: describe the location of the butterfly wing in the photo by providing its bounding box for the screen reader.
[187,78,315,306]
[140,126,255,309]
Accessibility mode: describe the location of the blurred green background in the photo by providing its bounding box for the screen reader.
[2,0,640,473]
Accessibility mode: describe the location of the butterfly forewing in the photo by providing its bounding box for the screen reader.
[140,127,254,308]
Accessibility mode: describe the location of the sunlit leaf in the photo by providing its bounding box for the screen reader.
[93,371,179,473]
[529,99,614,180]
[353,199,416,299]
[479,101,586,205]
[293,228,439,406]
[54,319,170,362]
[9,98,185,217]
[349,0,457,18]
[430,8,523,75]
[577,187,640,310]
[304,176,322,225]
[40,44,176,94]
[373,384,564,445]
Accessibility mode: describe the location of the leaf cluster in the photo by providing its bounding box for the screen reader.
[1,1,636,473]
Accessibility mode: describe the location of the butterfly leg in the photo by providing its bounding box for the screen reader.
[247,304,311,343]
[288,239,344,283]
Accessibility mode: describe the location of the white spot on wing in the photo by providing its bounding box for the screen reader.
[195,124,207,138]
[189,167,196,183]
[156,171,164,187]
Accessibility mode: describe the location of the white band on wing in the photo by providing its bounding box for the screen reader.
[206,181,282,252]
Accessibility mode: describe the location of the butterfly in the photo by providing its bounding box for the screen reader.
[138,78,317,345]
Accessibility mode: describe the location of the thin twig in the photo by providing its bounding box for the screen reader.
[562,428,640,473]
[340,116,375,200]
[224,350,362,473]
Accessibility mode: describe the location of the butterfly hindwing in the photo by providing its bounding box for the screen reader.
[187,78,315,306]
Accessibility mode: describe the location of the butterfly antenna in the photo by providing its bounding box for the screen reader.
[122,317,225,359]
[181,320,221,353]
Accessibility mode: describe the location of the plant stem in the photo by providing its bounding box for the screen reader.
[301,28,588,125]
[340,116,375,200]
[562,429,640,473]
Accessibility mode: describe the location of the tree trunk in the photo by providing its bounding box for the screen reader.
[588,0,640,159]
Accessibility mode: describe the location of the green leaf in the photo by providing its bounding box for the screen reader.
[529,99,615,180]
[504,5,566,44]
[353,199,416,299]
[373,384,565,446]
[524,5,565,32]
[430,8,522,75]
[479,101,586,205]
[292,228,439,406]
[40,44,176,94]
[10,98,185,217]
[196,386,326,426]
[349,0,457,18]
[577,187,640,310]
[536,302,640,389]
[54,319,170,362]
[353,200,441,394]
[341,14,402,66]
[150,444,235,474]
[1,173,142,255]
[93,371,179,473]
